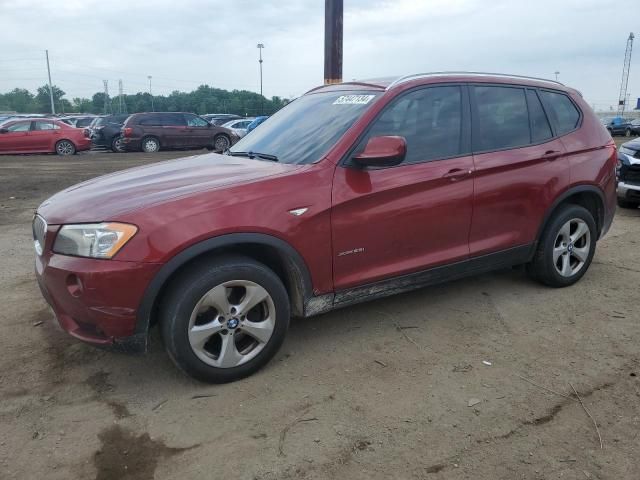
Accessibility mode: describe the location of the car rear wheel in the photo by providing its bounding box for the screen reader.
[617,198,639,209]
[625,128,631,137]
[111,136,125,153]
[527,204,597,287]
[142,136,160,153]
[213,134,230,152]
[55,140,76,156]
[160,255,290,383]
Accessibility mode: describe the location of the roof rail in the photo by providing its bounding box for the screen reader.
[386,71,564,90]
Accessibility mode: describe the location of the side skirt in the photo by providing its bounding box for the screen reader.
[303,244,534,317]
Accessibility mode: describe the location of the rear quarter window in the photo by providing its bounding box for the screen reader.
[539,91,581,135]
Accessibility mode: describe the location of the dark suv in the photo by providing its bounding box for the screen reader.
[34,73,617,383]
[90,114,130,152]
[121,112,239,153]
[617,138,640,208]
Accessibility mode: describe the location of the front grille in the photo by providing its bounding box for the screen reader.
[32,215,47,256]
[625,166,640,186]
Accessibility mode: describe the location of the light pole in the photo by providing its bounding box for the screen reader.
[257,43,264,115]
[554,71,560,82]
[148,75,154,112]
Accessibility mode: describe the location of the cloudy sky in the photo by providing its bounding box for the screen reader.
[0,0,637,111]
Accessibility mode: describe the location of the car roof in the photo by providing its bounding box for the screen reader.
[307,71,575,95]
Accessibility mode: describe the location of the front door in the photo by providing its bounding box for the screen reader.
[331,85,474,290]
[0,121,32,152]
[183,114,213,148]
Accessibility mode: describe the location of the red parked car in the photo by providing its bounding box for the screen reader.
[0,118,91,155]
[34,73,617,382]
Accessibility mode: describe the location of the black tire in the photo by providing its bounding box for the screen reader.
[160,255,290,383]
[213,134,230,152]
[141,136,160,153]
[111,135,125,153]
[527,204,597,288]
[55,139,76,156]
[617,198,639,209]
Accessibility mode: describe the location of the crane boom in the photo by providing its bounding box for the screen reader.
[617,32,634,117]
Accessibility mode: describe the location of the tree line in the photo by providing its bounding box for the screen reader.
[0,84,289,116]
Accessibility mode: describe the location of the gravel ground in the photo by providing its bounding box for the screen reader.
[0,143,639,480]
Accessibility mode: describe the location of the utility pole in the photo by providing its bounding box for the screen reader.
[324,0,343,84]
[45,50,55,114]
[554,71,560,82]
[257,43,264,115]
[148,75,154,112]
[118,79,126,114]
[103,80,110,114]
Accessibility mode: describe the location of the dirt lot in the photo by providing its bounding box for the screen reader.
[1,143,639,480]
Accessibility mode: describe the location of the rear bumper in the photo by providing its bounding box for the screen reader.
[76,137,92,152]
[35,251,161,353]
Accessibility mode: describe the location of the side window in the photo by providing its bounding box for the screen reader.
[184,114,208,127]
[7,122,31,132]
[539,91,580,135]
[139,115,162,126]
[33,121,56,131]
[355,86,463,164]
[526,90,552,143]
[163,114,185,127]
[473,86,529,151]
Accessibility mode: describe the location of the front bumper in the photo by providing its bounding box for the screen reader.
[617,181,640,202]
[35,245,161,353]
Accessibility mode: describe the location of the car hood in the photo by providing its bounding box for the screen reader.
[622,139,640,151]
[38,153,302,224]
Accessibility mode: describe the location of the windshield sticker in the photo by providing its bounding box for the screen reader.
[333,95,375,105]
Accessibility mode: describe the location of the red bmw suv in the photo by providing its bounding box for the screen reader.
[34,73,617,383]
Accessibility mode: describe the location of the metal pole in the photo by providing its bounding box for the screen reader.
[324,0,343,84]
[45,50,55,114]
[148,75,154,112]
[257,43,264,115]
[554,71,560,82]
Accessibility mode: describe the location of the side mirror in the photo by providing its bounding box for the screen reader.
[353,135,406,168]
[0,128,8,134]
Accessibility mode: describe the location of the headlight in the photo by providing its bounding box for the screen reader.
[53,222,137,259]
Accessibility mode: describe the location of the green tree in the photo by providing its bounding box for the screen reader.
[36,85,66,113]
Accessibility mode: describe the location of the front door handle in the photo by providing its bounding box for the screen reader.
[443,168,473,181]
[542,150,561,161]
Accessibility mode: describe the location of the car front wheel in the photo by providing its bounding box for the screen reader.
[160,255,290,383]
[527,204,597,287]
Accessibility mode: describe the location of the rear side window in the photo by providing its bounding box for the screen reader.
[526,90,553,143]
[162,114,185,127]
[357,85,463,164]
[539,91,580,135]
[33,121,60,131]
[473,86,529,151]
[139,114,163,126]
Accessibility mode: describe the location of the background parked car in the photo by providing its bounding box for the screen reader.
[601,116,633,136]
[629,118,640,135]
[0,118,91,155]
[121,112,239,153]
[202,114,243,126]
[221,118,254,138]
[90,114,130,152]
[59,115,97,129]
[616,138,640,208]
[246,115,269,134]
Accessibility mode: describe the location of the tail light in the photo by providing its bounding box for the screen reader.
[123,127,133,137]
[83,128,90,137]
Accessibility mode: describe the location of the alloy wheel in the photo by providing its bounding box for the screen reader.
[188,280,275,368]
[56,141,74,155]
[214,136,230,151]
[553,218,591,277]
[143,138,159,152]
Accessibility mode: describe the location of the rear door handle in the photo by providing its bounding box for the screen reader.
[542,150,561,161]
[443,168,473,181]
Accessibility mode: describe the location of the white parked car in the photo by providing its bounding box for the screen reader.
[221,118,254,138]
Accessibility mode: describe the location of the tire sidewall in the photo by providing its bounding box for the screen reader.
[214,134,230,152]
[538,205,597,287]
[161,258,290,383]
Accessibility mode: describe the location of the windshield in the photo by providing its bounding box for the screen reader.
[229,90,380,164]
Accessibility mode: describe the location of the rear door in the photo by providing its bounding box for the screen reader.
[468,85,570,256]
[0,121,32,152]
[30,120,61,150]
[183,114,212,148]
